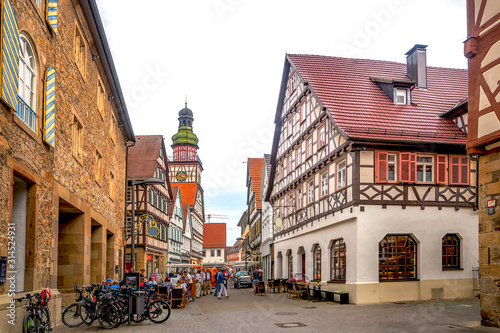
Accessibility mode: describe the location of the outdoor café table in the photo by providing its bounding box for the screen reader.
[296,283,309,300]
[313,285,324,302]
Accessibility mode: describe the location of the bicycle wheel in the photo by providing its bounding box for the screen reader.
[39,307,52,333]
[97,303,120,329]
[23,314,38,333]
[148,300,171,324]
[62,303,84,328]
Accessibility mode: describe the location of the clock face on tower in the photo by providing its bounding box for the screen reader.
[175,171,188,182]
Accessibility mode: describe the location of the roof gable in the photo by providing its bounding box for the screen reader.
[128,135,164,180]
[247,158,264,209]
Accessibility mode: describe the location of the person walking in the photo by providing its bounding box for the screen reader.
[195,269,203,298]
[213,268,220,297]
[217,268,228,299]
[252,268,260,292]
[203,269,210,296]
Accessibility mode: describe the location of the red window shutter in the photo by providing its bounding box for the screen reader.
[399,152,410,182]
[436,155,447,184]
[375,151,388,183]
[450,156,470,185]
[409,153,417,183]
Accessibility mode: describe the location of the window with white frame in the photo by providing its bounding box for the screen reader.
[296,147,302,167]
[321,172,328,197]
[416,155,434,183]
[306,136,313,159]
[288,118,293,137]
[307,180,314,205]
[388,153,397,182]
[18,35,37,131]
[210,249,215,257]
[336,160,346,190]
[287,193,294,216]
[289,71,296,93]
[395,88,407,105]
[296,187,303,210]
[300,100,307,123]
[287,155,292,175]
[318,125,326,148]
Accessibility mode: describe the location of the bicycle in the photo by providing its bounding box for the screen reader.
[14,289,52,333]
[62,283,120,329]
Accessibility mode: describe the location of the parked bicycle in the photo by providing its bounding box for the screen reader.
[113,285,170,324]
[61,283,120,329]
[14,289,52,333]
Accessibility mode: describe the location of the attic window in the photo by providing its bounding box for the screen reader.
[395,88,408,105]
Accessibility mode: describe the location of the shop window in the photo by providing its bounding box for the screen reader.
[330,239,346,281]
[379,235,417,280]
[442,234,460,269]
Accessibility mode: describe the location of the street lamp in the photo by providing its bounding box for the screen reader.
[236,237,253,271]
[130,177,165,272]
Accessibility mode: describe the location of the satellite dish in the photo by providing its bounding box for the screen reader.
[275,218,282,228]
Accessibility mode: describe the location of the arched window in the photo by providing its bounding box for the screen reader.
[379,235,417,280]
[442,234,460,269]
[330,238,346,281]
[313,244,321,281]
[18,34,37,130]
[287,251,293,278]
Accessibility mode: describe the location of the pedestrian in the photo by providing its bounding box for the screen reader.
[208,269,213,294]
[213,268,220,296]
[217,268,228,299]
[252,268,260,292]
[195,269,203,298]
[183,269,195,302]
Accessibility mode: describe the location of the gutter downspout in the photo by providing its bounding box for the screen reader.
[123,140,136,278]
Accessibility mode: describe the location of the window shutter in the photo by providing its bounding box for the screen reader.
[399,152,410,182]
[409,153,417,183]
[0,0,19,111]
[375,151,388,183]
[436,154,447,184]
[460,157,470,185]
[46,0,58,35]
[43,67,55,148]
[450,156,470,185]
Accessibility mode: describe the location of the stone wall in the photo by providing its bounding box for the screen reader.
[0,0,131,329]
[478,151,500,326]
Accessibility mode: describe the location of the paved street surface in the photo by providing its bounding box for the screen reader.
[54,287,500,333]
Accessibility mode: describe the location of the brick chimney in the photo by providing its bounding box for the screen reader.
[405,44,427,89]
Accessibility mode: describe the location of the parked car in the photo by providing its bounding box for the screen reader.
[236,271,252,288]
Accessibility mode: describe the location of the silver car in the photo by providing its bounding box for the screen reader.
[236,271,252,288]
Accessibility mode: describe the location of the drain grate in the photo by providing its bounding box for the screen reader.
[275,312,297,316]
[302,306,317,309]
[191,313,203,316]
[276,322,307,328]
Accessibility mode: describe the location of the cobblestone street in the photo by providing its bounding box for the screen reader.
[53,288,500,333]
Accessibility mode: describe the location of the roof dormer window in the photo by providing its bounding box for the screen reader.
[395,88,407,105]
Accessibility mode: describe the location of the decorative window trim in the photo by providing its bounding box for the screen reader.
[416,154,434,183]
[312,244,321,281]
[18,34,38,133]
[74,23,87,79]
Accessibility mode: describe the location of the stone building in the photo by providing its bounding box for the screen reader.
[126,135,172,278]
[465,0,500,327]
[0,0,135,328]
[266,47,477,304]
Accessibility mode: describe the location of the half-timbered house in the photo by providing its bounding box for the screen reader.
[261,154,274,281]
[167,187,184,269]
[247,158,264,269]
[127,135,173,277]
[465,0,500,326]
[265,45,478,304]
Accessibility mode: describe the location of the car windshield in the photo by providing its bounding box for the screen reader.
[239,271,250,276]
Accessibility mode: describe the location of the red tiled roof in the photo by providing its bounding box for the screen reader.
[248,158,264,209]
[203,223,226,247]
[128,135,164,180]
[287,54,468,144]
[177,183,198,208]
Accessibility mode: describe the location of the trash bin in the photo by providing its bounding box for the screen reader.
[132,291,145,315]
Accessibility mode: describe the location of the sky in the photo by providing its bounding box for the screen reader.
[95,0,467,246]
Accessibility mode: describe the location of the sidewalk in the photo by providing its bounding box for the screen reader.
[54,287,500,332]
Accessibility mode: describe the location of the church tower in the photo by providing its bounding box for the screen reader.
[170,101,202,183]
[169,101,205,265]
